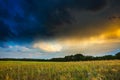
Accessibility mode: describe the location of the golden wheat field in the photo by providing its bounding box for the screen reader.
[0,60,120,80]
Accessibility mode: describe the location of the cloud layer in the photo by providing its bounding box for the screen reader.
[0,0,120,58]
[0,0,108,42]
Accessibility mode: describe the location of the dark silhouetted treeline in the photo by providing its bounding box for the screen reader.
[50,52,120,61]
[0,52,120,62]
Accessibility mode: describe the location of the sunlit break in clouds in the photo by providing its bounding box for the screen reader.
[33,41,62,52]
[0,0,120,58]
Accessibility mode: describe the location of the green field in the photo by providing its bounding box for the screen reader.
[0,60,120,80]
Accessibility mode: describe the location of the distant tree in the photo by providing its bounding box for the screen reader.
[74,54,85,61]
[64,54,85,61]
[64,55,74,61]
[50,58,64,62]
[85,56,94,60]
[102,55,115,60]
[115,52,120,59]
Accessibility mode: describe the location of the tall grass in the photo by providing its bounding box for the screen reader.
[0,60,120,80]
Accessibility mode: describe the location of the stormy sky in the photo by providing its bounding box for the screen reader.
[0,0,120,59]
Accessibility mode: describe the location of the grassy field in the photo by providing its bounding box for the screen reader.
[0,60,120,80]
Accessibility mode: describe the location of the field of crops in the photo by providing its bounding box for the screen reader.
[0,60,120,80]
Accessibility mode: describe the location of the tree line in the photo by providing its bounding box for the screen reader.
[50,52,120,61]
[0,52,120,61]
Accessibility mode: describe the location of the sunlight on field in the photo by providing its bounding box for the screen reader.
[0,60,120,80]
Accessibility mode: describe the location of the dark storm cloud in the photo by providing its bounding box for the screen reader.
[0,21,13,41]
[0,0,108,45]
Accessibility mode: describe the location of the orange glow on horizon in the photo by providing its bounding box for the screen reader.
[58,28,120,48]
